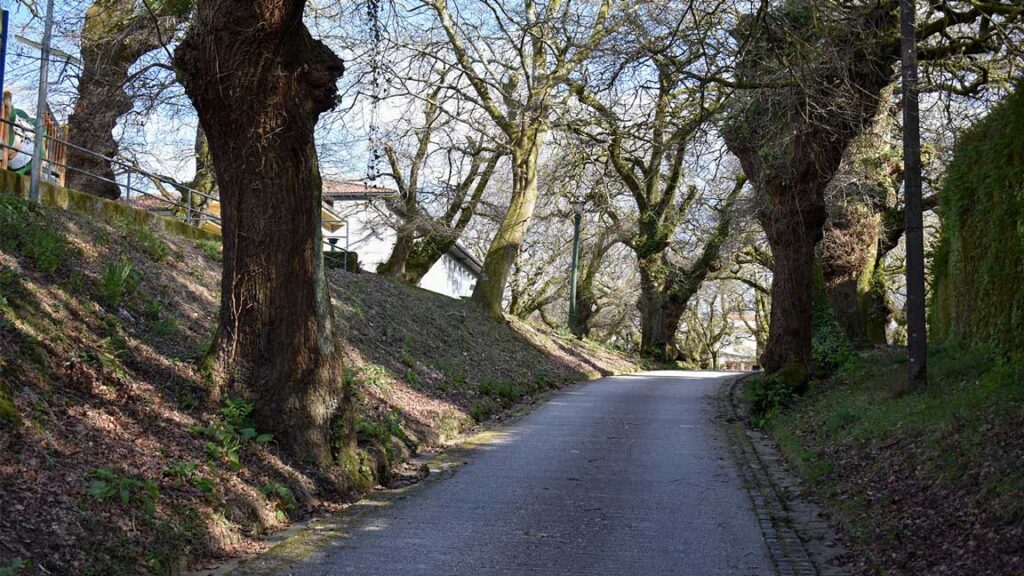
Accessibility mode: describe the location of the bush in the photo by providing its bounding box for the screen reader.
[469,398,500,422]
[745,373,798,426]
[479,379,527,405]
[812,266,854,373]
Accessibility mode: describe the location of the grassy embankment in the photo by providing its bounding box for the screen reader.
[0,185,638,575]
[747,347,1024,575]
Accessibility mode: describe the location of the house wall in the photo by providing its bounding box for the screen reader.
[327,200,478,299]
[419,253,477,299]
[328,200,396,270]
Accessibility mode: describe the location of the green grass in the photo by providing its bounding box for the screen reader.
[762,345,1024,566]
[196,239,222,262]
[117,216,171,262]
[0,194,67,274]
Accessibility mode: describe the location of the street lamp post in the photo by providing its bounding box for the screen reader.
[568,199,584,333]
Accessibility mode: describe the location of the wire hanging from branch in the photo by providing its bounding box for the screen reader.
[365,0,387,187]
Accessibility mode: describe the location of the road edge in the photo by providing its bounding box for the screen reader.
[717,374,854,576]
[187,376,599,576]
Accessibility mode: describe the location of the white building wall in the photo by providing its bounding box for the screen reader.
[327,200,479,299]
[418,253,478,299]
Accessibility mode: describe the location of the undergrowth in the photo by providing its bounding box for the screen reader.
[759,345,1024,573]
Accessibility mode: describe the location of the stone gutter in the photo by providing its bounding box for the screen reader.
[718,373,854,576]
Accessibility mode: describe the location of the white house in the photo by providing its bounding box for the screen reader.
[322,180,483,299]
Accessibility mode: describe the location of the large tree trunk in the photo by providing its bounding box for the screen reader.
[471,135,542,318]
[820,88,902,346]
[377,228,414,278]
[637,256,671,360]
[174,0,350,466]
[821,204,889,345]
[759,196,825,372]
[722,0,895,375]
[189,126,217,213]
[67,1,184,199]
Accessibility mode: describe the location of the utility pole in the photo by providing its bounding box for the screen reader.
[900,0,928,390]
[29,0,55,203]
[568,199,584,333]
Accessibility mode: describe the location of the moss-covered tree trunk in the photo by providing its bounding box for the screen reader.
[174,0,351,466]
[637,256,671,359]
[394,150,498,286]
[723,0,895,374]
[822,204,889,345]
[472,134,542,318]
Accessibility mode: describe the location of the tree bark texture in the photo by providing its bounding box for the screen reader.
[472,135,543,318]
[174,0,350,466]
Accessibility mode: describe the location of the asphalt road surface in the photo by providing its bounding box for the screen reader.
[272,371,774,575]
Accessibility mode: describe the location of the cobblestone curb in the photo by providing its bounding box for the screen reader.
[717,374,854,576]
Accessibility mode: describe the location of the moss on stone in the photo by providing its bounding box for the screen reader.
[0,171,220,245]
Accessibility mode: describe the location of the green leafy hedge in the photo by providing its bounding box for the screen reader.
[931,86,1024,359]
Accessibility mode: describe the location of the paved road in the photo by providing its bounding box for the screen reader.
[269,371,774,575]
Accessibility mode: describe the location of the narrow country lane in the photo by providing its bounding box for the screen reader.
[245,372,774,575]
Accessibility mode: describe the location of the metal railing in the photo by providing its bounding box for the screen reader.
[1,113,358,270]
[1,115,221,226]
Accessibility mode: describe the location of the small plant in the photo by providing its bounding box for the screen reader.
[164,461,215,494]
[100,258,141,308]
[142,298,179,339]
[356,410,408,445]
[746,374,797,428]
[196,239,222,262]
[404,368,419,386]
[189,399,272,470]
[165,460,200,482]
[469,398,499,422]
[85,468,160,515]
[0,558,28,576]
[260,481,297,521]
[479,379,526,405]
[122,219,170,262]
[361,365,389,389]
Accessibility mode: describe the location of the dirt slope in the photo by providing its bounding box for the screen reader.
[0,192,638,575]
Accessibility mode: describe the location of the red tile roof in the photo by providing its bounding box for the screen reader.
[323,179,397,200]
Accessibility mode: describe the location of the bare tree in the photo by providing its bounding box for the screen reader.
[66,0,192,198]
[376,72,503,283]
[423,0,625,318]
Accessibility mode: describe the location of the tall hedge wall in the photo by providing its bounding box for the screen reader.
[930,87,1024,357]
